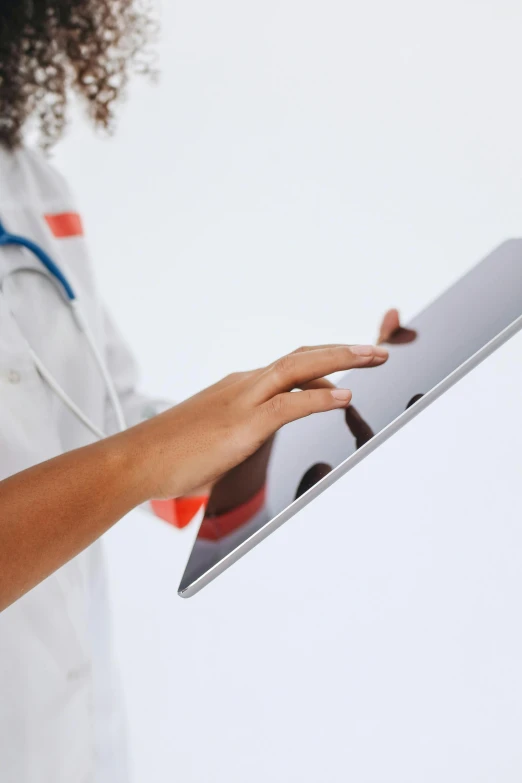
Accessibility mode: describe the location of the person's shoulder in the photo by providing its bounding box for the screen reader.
[16,146,74,204]
[0,144,74,209]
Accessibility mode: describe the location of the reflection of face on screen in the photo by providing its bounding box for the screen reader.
[180,241,522,594]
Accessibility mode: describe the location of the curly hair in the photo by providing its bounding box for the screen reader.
[0,0,156,150]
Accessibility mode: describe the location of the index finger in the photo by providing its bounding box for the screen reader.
[291,345,345,390]
[252,345,388,403]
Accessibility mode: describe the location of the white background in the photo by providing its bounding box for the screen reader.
[54,1,522,780]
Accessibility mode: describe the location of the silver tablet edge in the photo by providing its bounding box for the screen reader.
[178,312,522,598]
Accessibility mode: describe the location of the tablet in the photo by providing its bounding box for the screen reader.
[179,239,522,598]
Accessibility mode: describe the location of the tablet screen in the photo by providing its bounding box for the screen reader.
[179,240,522,595]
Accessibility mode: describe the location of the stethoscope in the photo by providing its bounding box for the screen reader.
[0,219,126,440]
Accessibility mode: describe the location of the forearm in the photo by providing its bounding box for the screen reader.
[0,429,152,612]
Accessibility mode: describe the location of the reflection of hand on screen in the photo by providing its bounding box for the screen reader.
[344,309,418,451]
[206,436,274,517]
[345,405,374,449]
[294,310,421,497]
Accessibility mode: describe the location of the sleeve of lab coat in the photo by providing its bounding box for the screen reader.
[102,308,172,433]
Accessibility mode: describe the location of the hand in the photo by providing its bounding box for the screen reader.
[207,309,414,515]
[130,343,388,501]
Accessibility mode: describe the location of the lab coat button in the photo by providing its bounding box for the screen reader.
[7,369,21,384]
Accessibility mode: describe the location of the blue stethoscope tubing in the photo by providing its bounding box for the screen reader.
[0,219,126,439]
[0,219,77,300]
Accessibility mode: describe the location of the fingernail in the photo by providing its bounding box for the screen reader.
[375,346,389,359]
[351,345,374,357]
[331,388,352,401]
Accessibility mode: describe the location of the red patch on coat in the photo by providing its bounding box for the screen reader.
[44,212,84,238]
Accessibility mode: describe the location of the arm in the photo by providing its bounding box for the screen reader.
[0,342,388,611]
[0,431,147,612]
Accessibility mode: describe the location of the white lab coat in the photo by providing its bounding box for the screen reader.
[0,147,169,783]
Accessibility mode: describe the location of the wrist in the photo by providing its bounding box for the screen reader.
[109,424,161,506]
